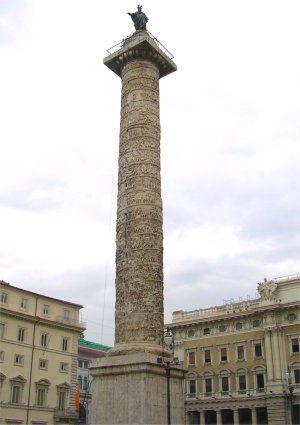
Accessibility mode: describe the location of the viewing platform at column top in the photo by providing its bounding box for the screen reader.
[103,30,177,79]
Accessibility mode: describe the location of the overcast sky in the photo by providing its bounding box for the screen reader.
[1,0,299,346]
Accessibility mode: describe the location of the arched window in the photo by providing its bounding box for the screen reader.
[202,371,214,395]
[236,368,248,393]
[186,372,197,397]
[252,366,266,393]
[78,375,82,389]
[219,369,231,395]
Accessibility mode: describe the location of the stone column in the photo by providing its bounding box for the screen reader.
[200,410,205,425]
[264,329,274,383]
[112,58,164,356]
[251,407,257,425]
[216,410,222,425]
[90,30,185,425]
[233,409,239,425]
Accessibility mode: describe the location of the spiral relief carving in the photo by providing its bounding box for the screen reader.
[114,60,164,351]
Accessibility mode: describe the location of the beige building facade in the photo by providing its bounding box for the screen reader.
[0,280,85,424]
[169,274,300,425]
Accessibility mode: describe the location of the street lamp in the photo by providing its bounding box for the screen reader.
[285,366,295,424]
[164,328,173,425]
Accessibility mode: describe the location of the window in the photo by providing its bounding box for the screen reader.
[12,385,21,403]
[291,338,299,354]
[238,374,246,391]
[188,351,196,366]
[37,388,46,406]
[236,322,243,330]
[0,323,5,338]
[220,347,228,362]
[0,351,4,362]
[188,379,196,394]
[39,359,48,370]
[58,391,66,410]
[83,376,88,391]
[10,376,26,404]
[256,373,264,389]
[78,359,83,368]
[254,342,262,358]
[187,329,195,337]
[237,345,245,361]
[18,327,25,342]
[62,337,68,351]
[63,310,70,321]
[219,324,226,332]
[287,313,297,322]
[252,319,260,327]
[204,349,211,364]
[20,298,28,309]
[1,292,8,303]
[294,369,300,384]
[83,361,89,369]
[205,377,212,393]
[203,327,210,335]
[60,362,68,372]
[41,333,48,347]
[43,304,49,315]
[78,375,82,389]
[15,354,24,366]
[221,376,229,392]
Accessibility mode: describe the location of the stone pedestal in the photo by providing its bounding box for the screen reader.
[90,353,185,424]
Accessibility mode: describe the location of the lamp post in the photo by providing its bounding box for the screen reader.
[286,366,295,424]
[164,328,174,425]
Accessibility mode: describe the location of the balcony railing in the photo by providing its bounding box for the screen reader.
[54,408,78,418]
[55,316,86,328]
[106,31,174,60]
[186,389,267,400]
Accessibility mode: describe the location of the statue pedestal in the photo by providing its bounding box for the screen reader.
[89,353,186,424]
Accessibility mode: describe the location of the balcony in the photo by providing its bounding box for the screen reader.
[55,316,86,329]
[54,408,78,419]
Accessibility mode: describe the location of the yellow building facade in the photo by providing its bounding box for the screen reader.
[169,275,300,425]
[0,280,85,424]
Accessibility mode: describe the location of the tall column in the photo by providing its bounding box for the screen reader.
[90,29,185,425]
[264,329,274,383]
[113,58,164,355]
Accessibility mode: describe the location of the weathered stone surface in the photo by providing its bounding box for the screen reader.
[112,60,164,355]
[90,353,186,425]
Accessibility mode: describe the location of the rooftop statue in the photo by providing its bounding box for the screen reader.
[128,5,148,31]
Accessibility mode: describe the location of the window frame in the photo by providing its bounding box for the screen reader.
[39,358,48,370]
[252,340,264,359]
[60,362,69,373]
[41,332,48,347]
[62,337,68,352]
[1,292,8,304]
[42,304,49,315]
[236,343,246,362]
[290,337,300,355]
[20,298,28,310]
[0,323,5,338]
[204,348,212,364]
[15,354,24,366]
[17,327,26,343]
[219,346,228,363]
[187,350,196,366]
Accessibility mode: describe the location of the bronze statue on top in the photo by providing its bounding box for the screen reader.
[128,5,148,31]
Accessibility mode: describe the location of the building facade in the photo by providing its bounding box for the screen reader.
[0,280,86,424]
[169,274,300,425]
[77,339,110,424]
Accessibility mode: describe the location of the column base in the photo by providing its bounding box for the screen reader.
[89,352,185,424]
